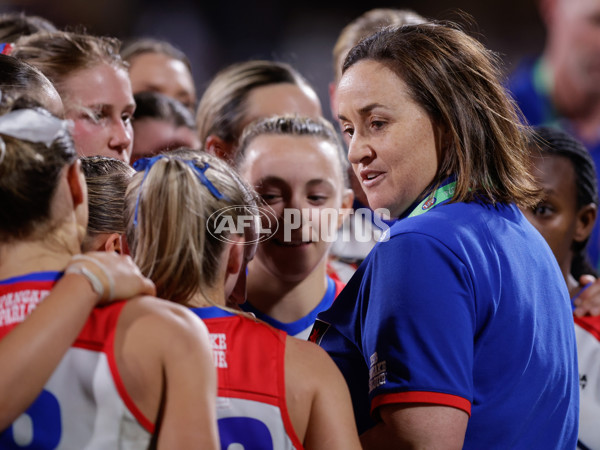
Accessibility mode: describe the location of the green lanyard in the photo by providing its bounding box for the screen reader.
[407,181,456,218]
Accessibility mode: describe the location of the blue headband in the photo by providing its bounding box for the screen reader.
[132,155,228,226]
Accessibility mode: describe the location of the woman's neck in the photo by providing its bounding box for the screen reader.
[0,236,77,280]
[245,258,329,323]
[185,285,225,309]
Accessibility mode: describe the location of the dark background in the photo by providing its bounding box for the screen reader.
[0,0,545,118]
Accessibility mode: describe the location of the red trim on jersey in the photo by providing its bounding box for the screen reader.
[203,314,305,449]
[332,277,345,298]
[104,304,155,434]
[218,389,279,406]
[72,303,126,352]
[279,333,304,450]
[372,391,471,416]
[574,315,600,342]
[327,262,342,284]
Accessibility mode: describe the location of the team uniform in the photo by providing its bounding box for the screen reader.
[508,57,600,268]
[571,285,600,449]
[310,180,579,447]
[191,306,303,450]
[241,275,343,340]
[0,272,153,449]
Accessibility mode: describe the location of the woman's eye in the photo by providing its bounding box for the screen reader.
[260,193,281,203]
[82,108,105,124]
[532,204,554,217]
[371,120,385,130]
[308,195,328,204]
[343,126,354,137]
[122,113,132,125]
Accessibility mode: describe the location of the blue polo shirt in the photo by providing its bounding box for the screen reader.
[312,198,579,448]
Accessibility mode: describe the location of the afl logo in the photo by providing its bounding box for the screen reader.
[422,197,436,210]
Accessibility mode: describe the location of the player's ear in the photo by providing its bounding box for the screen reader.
[205,135,235,163]
[574,203,597,244]
[103,233,123,254]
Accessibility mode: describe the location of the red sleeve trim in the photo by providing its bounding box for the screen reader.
[372,391,471,416]
[574,316,600,342]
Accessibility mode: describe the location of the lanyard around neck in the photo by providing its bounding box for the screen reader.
[407,181,456,218]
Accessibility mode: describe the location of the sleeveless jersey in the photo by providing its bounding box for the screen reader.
[0,272,153,449]
[191,306,303,450]
[575,315,600,450]
[241,276,344,340]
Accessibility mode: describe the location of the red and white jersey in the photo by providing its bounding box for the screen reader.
[0,272,153,449]
[575,315,600,449]
[192,306,303,450]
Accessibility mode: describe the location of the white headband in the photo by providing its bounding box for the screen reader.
[0,108,70,164]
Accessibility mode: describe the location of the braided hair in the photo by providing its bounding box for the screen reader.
[530,126,599,278]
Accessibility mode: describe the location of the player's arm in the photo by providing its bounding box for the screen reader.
[0,252,155,430]
[287,337,362,450]
[360,403,468,450]
[152,305,219,450]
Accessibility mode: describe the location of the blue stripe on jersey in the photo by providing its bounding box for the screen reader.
[191,306,236,320]
[241,276,336,336]
[0,271,62,285]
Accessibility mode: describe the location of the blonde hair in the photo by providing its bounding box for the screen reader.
[12,31,126,95]
[125,149,258,304]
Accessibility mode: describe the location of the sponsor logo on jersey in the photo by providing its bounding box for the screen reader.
[210,333,228,368]
[368,352,387,393]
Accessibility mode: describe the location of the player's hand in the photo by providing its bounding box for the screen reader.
[573,274,600,317]
[65,252,156,304]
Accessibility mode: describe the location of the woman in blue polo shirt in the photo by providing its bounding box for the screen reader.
[311,21,579,449]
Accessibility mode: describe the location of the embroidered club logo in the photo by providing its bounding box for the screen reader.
[422,197,436,211]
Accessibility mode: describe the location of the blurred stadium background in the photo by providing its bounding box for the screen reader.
[0,0,544,120]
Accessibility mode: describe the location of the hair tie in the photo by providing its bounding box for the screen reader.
[0,108,70,165]
[0,108,69,147]
[0,43,13,55]
[132,155,229,227]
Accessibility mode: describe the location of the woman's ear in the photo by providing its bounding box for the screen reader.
[574,203,598,244]
[103,233,123,254]
[66,159,85,207]
[337,188,355,229]
[223,236,246,303]
[205,135,235,163]
[225,237,244,276]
